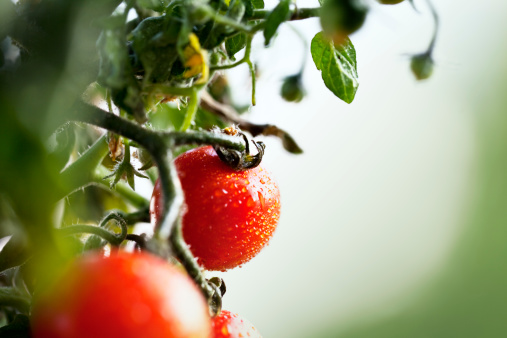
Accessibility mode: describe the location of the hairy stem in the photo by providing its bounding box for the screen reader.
[144,84,196,97]
[59,224,126,246]
[169,218,214,300]
[180,87,199,131]
[210,36,253,71]
[92,168,150,209]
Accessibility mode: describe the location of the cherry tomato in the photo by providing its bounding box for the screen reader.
[31,252,211,338]
[150,146,281,271]
[211,310,261,338]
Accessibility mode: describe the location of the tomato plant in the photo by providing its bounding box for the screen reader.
[0,0,439,335]
[211,310,261,338]
[150,146,281,271]
[31,252,211,338]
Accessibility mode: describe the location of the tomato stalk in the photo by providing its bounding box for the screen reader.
[92,168,149,209]
[150,146,221,314]
[59,224,126,247]
[60,212,128,247]
[69,103,246,312]
[179,87,199,131]
[249,7,321,21]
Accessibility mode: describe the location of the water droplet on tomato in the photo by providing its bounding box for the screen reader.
[258,192,265,208]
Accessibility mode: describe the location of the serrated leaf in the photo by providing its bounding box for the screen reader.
[225,34,247,60]
[263,0,291,46]
[311,31,358,103]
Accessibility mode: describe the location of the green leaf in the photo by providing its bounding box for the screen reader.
[251,0,264,9]
[0,234,29,273]
[136,0,170,12]
[225,33,247,60]
[0,314,31,337]
[0,288,30,313]
[263,0,291,46]
[311,31,359,103]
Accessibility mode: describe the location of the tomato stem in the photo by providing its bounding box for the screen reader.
[179,87,199,132]
[248,7,321,21]
[59,222,127,247]
[93,168,150,209]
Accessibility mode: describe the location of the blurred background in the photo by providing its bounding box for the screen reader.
[2,0,507,337]
[209,0,507,337]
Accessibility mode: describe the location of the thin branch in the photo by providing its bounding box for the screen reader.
[249,7,321,21]
[200,91,303,153]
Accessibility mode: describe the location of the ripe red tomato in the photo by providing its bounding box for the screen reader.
[150,146,281,271]
[211,310,261,338]
[31,252,211,338]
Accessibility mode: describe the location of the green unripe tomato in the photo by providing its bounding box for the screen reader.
[320,0,368,45]
[377,0,405,4]
[281,74,305,103]
[410,53,434,80]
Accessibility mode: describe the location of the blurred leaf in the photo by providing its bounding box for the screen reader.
[225,33,247,60]
[251,0,265,9]
[97,16,146,123]
[62,186,129,226]
[263,0,291,46]
[0,235,29,273]
[47,123,77,172]
[0,314,30,337]
[131,16,181,83]
[0,288,30,314]
[137,0,170,12]
[311,31,358,103]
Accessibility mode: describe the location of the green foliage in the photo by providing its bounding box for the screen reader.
[225,33,247,60]
[311,32,358,103]
[0,314,30,337]
[263,0,291,46]
[0,235,28,273]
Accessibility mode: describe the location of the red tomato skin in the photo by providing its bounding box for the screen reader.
[211,310,262,338]
[150,146,281,271]
[31,252,211,338]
